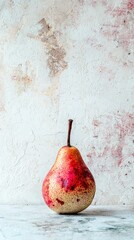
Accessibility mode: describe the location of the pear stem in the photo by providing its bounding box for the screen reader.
[67,119,73,147]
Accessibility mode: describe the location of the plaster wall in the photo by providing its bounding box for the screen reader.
[0,0,133,204]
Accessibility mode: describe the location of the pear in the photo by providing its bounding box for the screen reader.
[42,119,96,213]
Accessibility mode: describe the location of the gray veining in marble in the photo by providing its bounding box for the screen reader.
[0,205,134,240]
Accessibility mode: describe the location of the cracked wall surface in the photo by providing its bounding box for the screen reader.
[0,0,133,204]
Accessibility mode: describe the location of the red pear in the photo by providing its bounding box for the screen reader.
[42,119,96,213]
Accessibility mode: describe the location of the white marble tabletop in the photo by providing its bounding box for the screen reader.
[0,205,133,240]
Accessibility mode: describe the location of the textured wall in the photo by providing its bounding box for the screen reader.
[0,0,133,204]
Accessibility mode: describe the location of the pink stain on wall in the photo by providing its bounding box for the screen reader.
[108,52,134,69]
[92,119,102,127]
[114,112,134,166]
[87,112,134,170]
[100,0,134,50]
[127,0,134,10]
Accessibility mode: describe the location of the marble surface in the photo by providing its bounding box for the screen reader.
[0,205,134,240]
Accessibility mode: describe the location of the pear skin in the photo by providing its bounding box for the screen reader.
[42,120,96,213]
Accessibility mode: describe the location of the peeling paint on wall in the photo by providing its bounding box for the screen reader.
[38,18,67,76]
[29,18,67,77]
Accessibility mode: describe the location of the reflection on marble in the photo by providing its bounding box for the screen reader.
[0,205,134,240]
